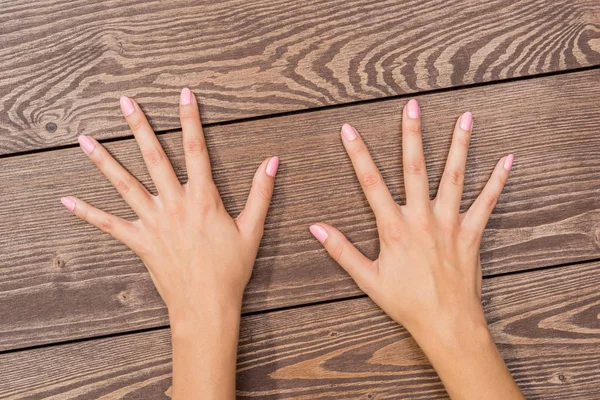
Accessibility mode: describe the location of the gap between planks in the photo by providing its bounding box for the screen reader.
[1,257,598,357]
[0,63,599,161]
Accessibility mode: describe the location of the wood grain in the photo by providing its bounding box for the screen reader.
[0,261,598,399]
[0,70,599,351]
[1,0,600,154]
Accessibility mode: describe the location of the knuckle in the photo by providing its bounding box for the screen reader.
[403,124,421,137]
[460,226,481,246]
[92,151,106,168]
[98,218,113,234]
[353,142,369,155]
[455,131,470,147]
[128,116,146,132]
[361,171,381,188]
[114,175,134,196]
[253,179,273,202]
[496,172,508,187]
[142,147,164,167]
[406,160,425,175]
[331,243,345,264]
[180,106,197,120]
[356,278,373,295]
[448,168,465,186]
[78,207,89,221]
[482,193,498,209]
[383,223,403,242]
[184,138,206,155]
[164,203,182,219]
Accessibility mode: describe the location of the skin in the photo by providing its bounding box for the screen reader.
[61,90,523,399]
[310,99,524,399]
[62,88,278,399]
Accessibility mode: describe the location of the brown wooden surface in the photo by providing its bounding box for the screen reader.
[1,0,600,154]
[0,260,598,399]
[0,70,599,352]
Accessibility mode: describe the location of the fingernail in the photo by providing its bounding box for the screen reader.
[266,156,280,177]
[119,96,135,117]
[77,135,95,154]
[406,99,420,119]
[503,154,514,171]
[460,112,473,131]
[341,123,358,141]
[61,197,76,212]
[309,225,328,244]
[180,88,192,105]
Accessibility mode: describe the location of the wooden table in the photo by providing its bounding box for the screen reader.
[1,0,599,398]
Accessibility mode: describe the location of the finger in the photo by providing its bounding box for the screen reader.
[60,196,140,250]
[236,157,279,240]
[462,154,514,234]
[341,123,397,219]
[435,112,473,216]
[120,96,181,198]
[402,99,430,210]
[77,135,154,219]
[179,88,214,188]
[309,223,376,294]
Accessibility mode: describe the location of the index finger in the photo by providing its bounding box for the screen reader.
[341,123,397,219]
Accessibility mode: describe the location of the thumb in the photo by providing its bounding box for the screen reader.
[236,156,279,239]
[309,223,377,294]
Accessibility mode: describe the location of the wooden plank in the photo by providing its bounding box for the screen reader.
[0,261,598,399]
[0,70,599,351]
[1,0,600,154]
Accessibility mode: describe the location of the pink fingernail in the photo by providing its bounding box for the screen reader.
[309,225,328,244]
[341,123,358,141]
[266,156,280,177]
[406,99,420,119]
[503,154,514,171]
[180,88,192,105]
[61,197,76,212]
[119,96,135,117]
[460,112,473,131]
[77,135,95,154]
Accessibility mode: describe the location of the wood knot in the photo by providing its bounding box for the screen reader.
[559,374,567,382]
[328,331,339,337]
[53,256,66,270]
[118,291,130,303]
[45,122,57,133]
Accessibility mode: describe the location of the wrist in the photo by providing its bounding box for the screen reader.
[168,296,242,340]
[409,307,492,360]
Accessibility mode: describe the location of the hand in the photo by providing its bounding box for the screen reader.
[310,99,523,399]
[61,88,279,399]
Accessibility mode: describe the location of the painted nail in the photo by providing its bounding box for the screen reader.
[460,111,473,131]
[341,123,358,141]
[309,225,328,244]
[266,156,280,177]
[60,197,76,212]
[503,154,514,171]
[180,88,192,105]
[406,99,420,119]
[119,96,135,117]
[78,135,95,154]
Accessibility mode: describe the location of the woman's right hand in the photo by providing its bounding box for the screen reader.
[310,99,524,400]
[62,88,278,399]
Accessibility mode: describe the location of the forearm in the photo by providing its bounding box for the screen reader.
[413,315,524,400]
[169,300,242,400]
